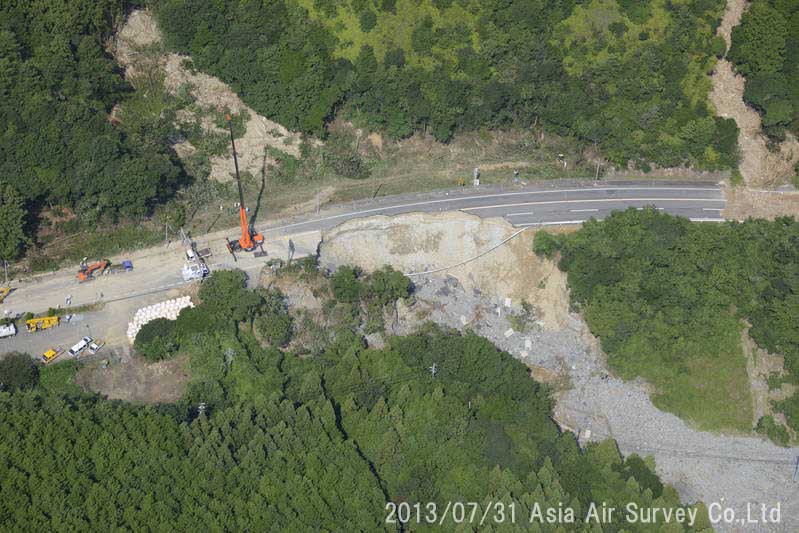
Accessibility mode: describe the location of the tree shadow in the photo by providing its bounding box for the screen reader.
[250,149,267,232]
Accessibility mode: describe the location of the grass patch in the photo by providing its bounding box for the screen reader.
[650,343,752,432]
[756,415,790,447]
[39,360,82,396]
[30,223,162,273]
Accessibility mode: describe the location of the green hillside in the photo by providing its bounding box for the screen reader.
[0,267,709,530]
[154,0,738,169]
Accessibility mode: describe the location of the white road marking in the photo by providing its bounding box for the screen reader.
[264,187,722,232]
[517,220,591,227]
[570,208,599,212]
[517,217,726,227]
[506,212,535,217]
[636,207,664,210]
[462,197,725,212]
[702,208,723,211]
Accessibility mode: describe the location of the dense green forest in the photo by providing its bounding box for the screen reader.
[729,0,799,142]
[0,266,708,529]
[154,0,739,169]
[0,0,185,261]
[535,209,799,436]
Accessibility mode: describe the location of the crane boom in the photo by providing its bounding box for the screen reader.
[226,114,264,253]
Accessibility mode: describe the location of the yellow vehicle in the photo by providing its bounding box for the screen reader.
[0,287,9,304]
[41,346,64,364]
[25,316,60,333]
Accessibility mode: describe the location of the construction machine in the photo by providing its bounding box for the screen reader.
[77,259,109,282]
[26,316,60,333]
[41,346,65,364]
[224,114,265,257]
[0,286,10,304]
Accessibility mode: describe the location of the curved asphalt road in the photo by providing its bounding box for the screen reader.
[1,180,724,343]
[260,179,724,239]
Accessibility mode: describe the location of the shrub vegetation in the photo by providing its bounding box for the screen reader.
[154,0,738,169]
[0,266,709,528]
[536,209,799,434]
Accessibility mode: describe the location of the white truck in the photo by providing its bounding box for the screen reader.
[68,336,92,356]
[182,262,209,282]
[0,323,17,339]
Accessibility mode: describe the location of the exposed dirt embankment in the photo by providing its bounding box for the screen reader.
[709,0,799,187]
[113,10,304,181]
[319,211,571,329]
[724,186,799,219]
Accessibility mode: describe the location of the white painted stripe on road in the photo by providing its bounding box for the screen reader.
[517,220,590,227]
[506,212,535,217]
[570,208,599,212]
[702,208,723,211]
[636,207,664,210]
[462,197,725,212]
[516,217,726,228]
[264,187,722,232]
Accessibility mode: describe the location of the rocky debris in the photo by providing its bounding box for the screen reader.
[319,211,571,330]
[395,276,799,531]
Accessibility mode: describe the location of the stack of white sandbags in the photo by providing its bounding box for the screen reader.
[127,296,194,344]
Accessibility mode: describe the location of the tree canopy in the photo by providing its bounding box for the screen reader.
[0,0,186,256]
[536,209,799,435]
[0,266,708,529]
[154,0,738,169]
[729,0,799,140]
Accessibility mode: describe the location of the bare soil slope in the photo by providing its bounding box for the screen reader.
[319,211,571,329]
[709,0,799,187]
[76,352,189,404]
[113,10,303,181]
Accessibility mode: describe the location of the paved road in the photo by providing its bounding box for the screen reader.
[261,180,725,239]
[0,180,724,356]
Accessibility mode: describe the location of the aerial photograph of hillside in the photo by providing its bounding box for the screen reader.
[1,0,799,530]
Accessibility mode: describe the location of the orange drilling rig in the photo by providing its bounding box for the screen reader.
[224,114,265,257]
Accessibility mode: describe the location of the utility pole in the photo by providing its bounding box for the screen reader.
[3,260,7,285]
[180,227,191,248]
[429,362,438,378]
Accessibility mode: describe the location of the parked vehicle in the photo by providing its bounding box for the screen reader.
[108,260,134,274]
[88,340,105,355]
[68,336,92,356]
[25,316,60,333]
[41,346,65,364]
[182,262,210,282]
[0,322,16,339]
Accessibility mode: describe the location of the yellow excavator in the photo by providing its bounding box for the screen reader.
[0,286,9,304]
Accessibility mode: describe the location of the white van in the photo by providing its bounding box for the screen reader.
[68,336,93,356]
[0,323,16,339]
